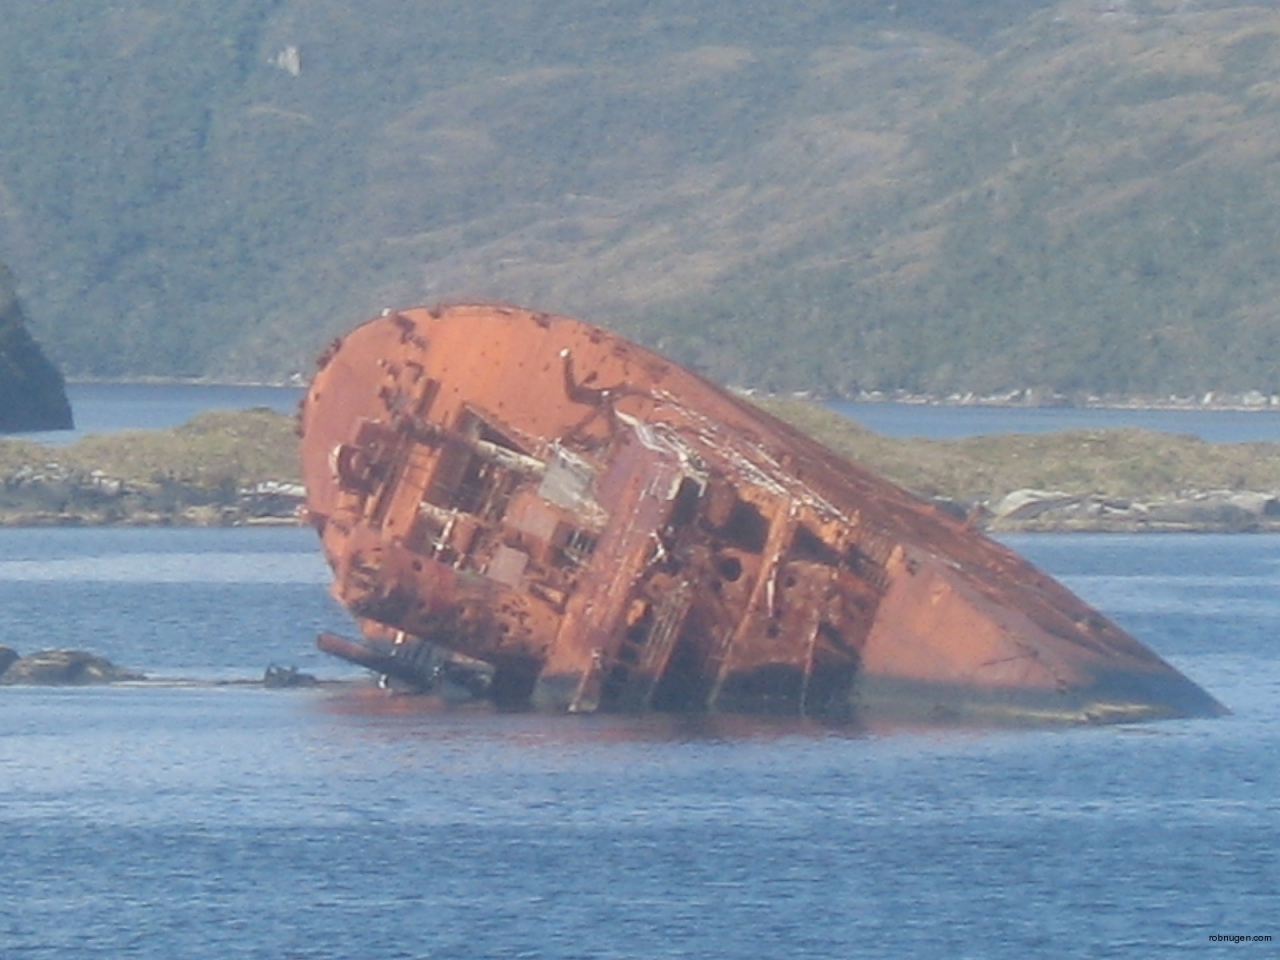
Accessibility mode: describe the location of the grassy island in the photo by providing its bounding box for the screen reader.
[0,408,301,526]
[4,402,1280,532]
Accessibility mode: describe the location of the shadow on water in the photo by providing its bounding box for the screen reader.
[316,685,877,742]
[312,684,1045,749]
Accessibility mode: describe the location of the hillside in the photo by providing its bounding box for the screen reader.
[4,1,1280,396]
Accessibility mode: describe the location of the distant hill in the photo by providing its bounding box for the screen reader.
[4,0,1280,397]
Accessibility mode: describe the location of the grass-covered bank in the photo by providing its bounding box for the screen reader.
[754,398,1280,503]
[5,402,1280,531]
[755,398,1280,532]
[0,408,301,526]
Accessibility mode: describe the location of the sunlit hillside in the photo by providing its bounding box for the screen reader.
[4,1,1280,397]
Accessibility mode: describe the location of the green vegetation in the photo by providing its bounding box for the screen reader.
[5,403,1280,528]
[63,408,300,486]
[754,396,1280,502]
[5,2,1280,397]
[0,408,299,485]
[0,409,299,525]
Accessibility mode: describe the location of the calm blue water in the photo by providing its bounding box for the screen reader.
[21,383,305,445]
[1,527,1276,958]
[13,383,1280,444]
[829,399,1280,442]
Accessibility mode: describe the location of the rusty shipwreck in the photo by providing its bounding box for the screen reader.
[298,304,1225,724]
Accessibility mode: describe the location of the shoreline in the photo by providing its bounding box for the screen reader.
[5,492,1280,535]
[7,404,1280,534]
[61,378,1280,414]
[65,376,305,389]
[735,386,1280,414]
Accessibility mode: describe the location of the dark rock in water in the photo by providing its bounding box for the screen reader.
[262,664,318,688]
[0,645,18,678]
[0,262,74,433]
[0,649,143,685]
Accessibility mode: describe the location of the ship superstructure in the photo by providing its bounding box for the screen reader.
[299,304,1225,724]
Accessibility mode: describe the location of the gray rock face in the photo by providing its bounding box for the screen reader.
[991,489,1082,521]
[0,263,73,433]
[985,489,1280,532]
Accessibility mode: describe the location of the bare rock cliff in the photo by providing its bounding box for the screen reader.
[0,263,73,433]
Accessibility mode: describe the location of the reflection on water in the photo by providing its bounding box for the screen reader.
[317,688,873,744]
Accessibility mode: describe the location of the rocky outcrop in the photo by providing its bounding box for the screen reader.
[0,469,305,527]
[990,489,1084,523]
[984,488,1280,533]
[0,648,144,685]
[0,263,73,433]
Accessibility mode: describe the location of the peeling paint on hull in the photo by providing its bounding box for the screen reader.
[298,304,1226,725]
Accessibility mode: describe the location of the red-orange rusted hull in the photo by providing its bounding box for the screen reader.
[298,304,1225,724]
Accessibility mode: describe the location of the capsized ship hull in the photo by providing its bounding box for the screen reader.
[298,304,1225,724]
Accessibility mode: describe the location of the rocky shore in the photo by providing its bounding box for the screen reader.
[5,403,1280,533]
[757,397,1280,534]
[0,646,330,688]
[0,647,144,685]
[0,468,303,527]
[0,407,303,527]
[972,488,1280,533]
[10,470,1280,533]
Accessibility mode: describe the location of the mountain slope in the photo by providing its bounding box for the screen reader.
[3,0,1279,396]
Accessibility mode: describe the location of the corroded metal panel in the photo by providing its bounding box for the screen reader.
[298,304,1226,724]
